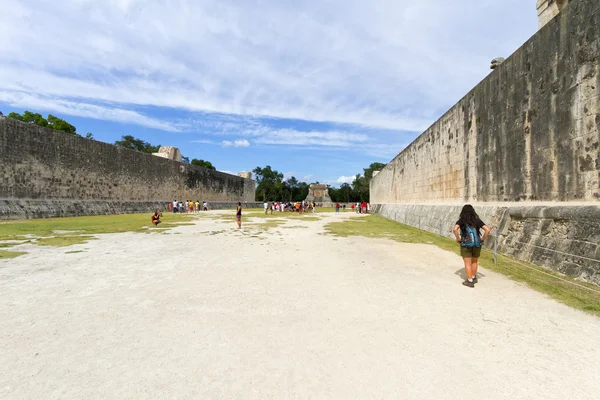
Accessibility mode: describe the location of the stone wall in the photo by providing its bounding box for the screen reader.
[0,117,256,219]
[537,0,570,29]
[370,0,600,284]
[371,0,600,205]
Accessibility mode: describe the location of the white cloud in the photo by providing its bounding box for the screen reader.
[190,139,217,144]
[0,90,179,132]
[0,0,536,133]
[337,176,356,185]
[222,139,250,148]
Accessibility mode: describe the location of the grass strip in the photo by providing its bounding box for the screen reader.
[324,214,600,317]
[0,213,195,245]
[0,250,27,259]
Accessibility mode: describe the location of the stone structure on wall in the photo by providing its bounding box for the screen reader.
[537,0,569,29]
[0,118,257,219]
[370,0,600,284]
[305,184,332,204]
[237,172,253,180]
[152,146,182,162]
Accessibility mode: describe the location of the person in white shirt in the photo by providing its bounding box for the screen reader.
[264,201,268,214]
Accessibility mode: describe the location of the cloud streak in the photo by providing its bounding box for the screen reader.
[0,0,535,134]
[222,139,250,148]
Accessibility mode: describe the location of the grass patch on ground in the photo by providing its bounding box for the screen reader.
[324,214,600,317]
[0,213,195,246]
[36,235,98,247]
[0,242,23,248]
[0,250,27,259]
[65,250,86,254]
[254,219,286,231]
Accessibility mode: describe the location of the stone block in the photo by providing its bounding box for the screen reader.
[152,146,182,162]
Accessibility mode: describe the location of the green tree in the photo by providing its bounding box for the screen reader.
[8,111,79,135]
[363,162,387,182]
[297,181,310,201]
[252,165,284,201]
[85,132,94,139]
[8,111,48,127]
[114,135,160,153]
[284,177,299,201]
[352,174,369,201]
[339,183,353,202]
[47,114,76,134]
[191,158,216,170]
[181,156,190,164]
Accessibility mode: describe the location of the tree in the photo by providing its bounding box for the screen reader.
[7,111,79,135]
[114,135,160,153]
[297,181,310,201]
[47,114,76,134]
[339,183,353,202]
[9,111,48,127]
[363,162,387,182]
[191,158,216,170]
[85,132,94,139]
[181,156,190,164]
[252,165,284,201]
[352,173,369,201]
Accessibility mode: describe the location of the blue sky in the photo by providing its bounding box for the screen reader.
[0,0,537,186]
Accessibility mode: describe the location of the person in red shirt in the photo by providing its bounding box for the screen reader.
[151,210,162,226]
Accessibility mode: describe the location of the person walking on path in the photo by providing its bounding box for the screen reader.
[453,204,491,288]
[236,202,242,229]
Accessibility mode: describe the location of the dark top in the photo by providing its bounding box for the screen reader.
[236,206,242,216]
[456,218,485,237]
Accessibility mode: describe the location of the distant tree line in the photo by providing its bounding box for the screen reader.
[5,110,216,170]
[253,162,386,203]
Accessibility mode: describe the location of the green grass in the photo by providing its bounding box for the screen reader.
[36,235,98,247]
[0,242,24,248]
[324,214,600,317]
[0,213,195,246]
[0,250,27,259]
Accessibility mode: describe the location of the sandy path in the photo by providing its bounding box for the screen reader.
[1,212,599,399]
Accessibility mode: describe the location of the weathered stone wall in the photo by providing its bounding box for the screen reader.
[0,199,263,220]
[370,0,600,284]
[0,118,256,219]
[371,0,600,204]
[537,0,570,29]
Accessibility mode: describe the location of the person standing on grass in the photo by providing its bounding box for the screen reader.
[236,202,242,229]
[453,204,491,288]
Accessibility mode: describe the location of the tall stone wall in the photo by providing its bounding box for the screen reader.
[0,117,256,219]
[372,0,599,204]
[370,0,600,284]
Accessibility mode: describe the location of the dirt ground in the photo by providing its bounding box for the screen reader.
[1,212,599,399]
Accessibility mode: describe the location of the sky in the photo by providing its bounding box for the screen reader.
[0,0,538,186]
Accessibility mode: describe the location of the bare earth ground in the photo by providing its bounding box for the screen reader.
[1,212,599,399]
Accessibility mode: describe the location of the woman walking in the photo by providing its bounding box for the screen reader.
[453,204,490,288]
[236,202,242,229]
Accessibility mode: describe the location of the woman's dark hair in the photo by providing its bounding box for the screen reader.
[459,204,480,227]
[237,202,241,206]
